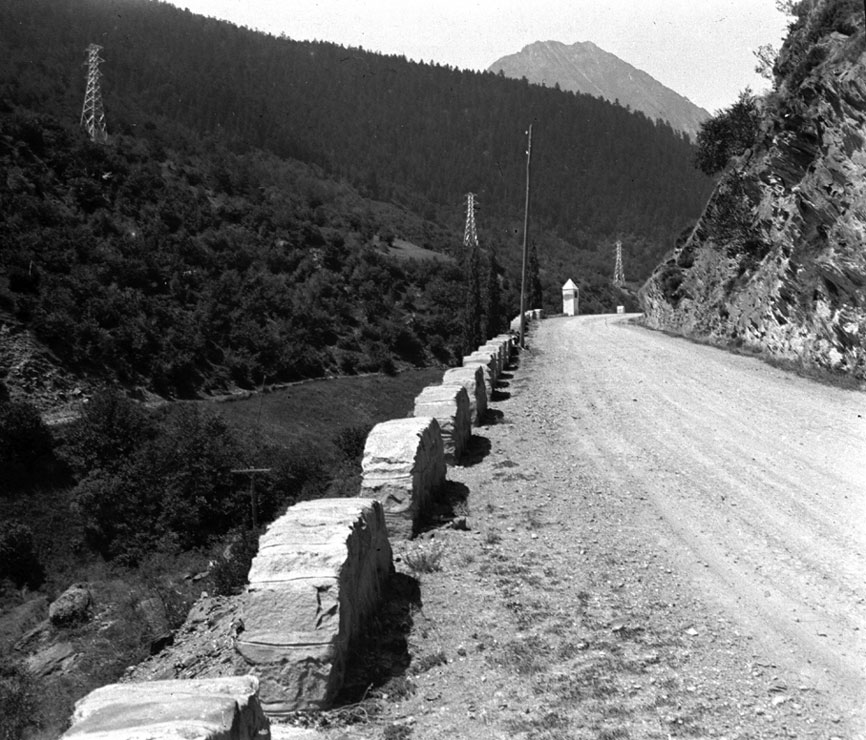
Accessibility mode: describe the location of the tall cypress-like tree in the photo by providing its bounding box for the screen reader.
[461,244,483,354]
[528,242,543,311]
[483,249,503,339]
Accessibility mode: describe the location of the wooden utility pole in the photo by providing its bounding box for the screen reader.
[519,124,533,349]
[230,467,271,530]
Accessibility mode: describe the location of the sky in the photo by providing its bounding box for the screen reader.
[171,0,791,113]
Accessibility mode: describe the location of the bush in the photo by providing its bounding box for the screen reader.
[694,90,760,175]
[59,390,154,479]
[0,521,44,590]
[0,400,55,492]
[70,400,247,563]
[211,527,260,596]
[0,659,39,740]
[333,424,373,460]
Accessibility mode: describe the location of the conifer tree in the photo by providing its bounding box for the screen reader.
[528,242,543,311]
[461,244,483,353]
[484,249,503,339]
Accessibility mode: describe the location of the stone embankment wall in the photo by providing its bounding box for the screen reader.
[63,320,534,733]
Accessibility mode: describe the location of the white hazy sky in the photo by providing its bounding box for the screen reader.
[171,0,791,113]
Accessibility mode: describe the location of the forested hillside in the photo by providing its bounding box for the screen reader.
[0,0,714,400]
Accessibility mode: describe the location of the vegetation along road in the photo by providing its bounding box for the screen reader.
[362,314,866,740]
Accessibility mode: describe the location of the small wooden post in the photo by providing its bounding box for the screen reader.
[231,468,271,530]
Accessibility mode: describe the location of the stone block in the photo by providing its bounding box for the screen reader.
[237,499,393,715]
[494,334,515,367]
[481,339,509,374]
[61,676,269,740]
[461,361,493,403]
[360,417,446,539]
[442,365,487,426]
[413,384,471,463]
[464,350,498,383]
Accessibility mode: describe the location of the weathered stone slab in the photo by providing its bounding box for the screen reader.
[461,361,493,403]
[442,365,487,426]
[474,346,502,379]
[481,340,509,374]
[464,350,499,384]
[494,334,515,368]
[61,676,270,740]
[413,384,470,463]
[360,417,446,539]
[237,499,393,715]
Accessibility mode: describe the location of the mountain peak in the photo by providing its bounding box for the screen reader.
[489,40,709,139]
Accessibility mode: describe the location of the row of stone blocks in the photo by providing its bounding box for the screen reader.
[509,307,544,332]
[358,333,514,540]
[61,334,520,737]
[62,498,394,737]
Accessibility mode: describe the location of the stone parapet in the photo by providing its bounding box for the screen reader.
[441,365,487,426]
[360,417,446,539]
[413,384,471,463]
[61,676,270,740]
[236,499,393,714]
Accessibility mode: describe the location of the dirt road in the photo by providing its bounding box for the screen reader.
[550,315,866,710]
[288,314,866,739]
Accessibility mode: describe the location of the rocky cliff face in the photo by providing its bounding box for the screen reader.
[640,1,866,382]
[488,40,709,139]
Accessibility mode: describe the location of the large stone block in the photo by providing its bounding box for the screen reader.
[480,340,509,375]
[236,499,393,715]
[461,361,493,402]
[360,417,446,539]
[61,676,270,740]
[464,350,498,384]
[494,334,515,368]
[442,365,487,426]
[413,384,471,463]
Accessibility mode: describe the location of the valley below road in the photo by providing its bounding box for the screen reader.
[341,314,866,740]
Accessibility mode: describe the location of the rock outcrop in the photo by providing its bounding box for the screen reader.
[641,2,866,382]
[61,676,270,740]
[360,417,446,538]
[236,498,393,714]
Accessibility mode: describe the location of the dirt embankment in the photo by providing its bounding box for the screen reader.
[317,313,866,740]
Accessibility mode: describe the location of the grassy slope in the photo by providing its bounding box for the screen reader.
[214,367,445,453]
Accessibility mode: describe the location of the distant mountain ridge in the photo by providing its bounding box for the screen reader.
[488,40,710,140]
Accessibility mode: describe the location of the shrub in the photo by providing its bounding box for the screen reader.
[58,390,154,479]
[211,527,260,596]
[0,399,55,492]
[71,401,247,563]
[333,424,373,460]
[0,659,39,740]
[0,521,44,590]
[694,90,760,175]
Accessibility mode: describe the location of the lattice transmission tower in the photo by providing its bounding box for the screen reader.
[81,43,108,143]
[463,192,479,249]
[613,240,625,287]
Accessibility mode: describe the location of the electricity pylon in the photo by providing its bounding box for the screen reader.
[613,240,625,287]
[81,44,108,143]
[463,192,479,249]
